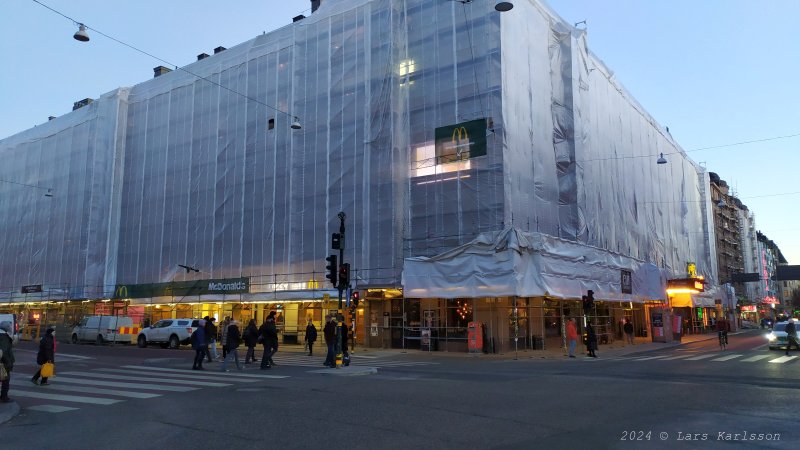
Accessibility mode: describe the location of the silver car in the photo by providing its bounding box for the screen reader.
[137,318,200,349]
[766,320,799,350]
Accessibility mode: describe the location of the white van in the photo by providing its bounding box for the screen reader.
[71,315,135,344]
[0,313,20,343]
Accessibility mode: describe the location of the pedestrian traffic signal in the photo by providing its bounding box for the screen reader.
[331,232,341,250]
[352,290,360,308]
[325,255,338,287]
[339,263,350,289]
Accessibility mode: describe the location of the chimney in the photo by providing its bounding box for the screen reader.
[311,0,322,13]
[153,65,172,78]
[197,52,210,61]
[214,46,226,54]
[48,116,56,121]
[72,98,93,111]
[293,15,306,22]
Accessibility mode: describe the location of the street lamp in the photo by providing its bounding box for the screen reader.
[73,23,90,42]
[657,153,667,165]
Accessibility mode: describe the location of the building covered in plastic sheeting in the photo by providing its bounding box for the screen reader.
[0,0,717,351]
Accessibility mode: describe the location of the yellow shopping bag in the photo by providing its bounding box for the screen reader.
[41,362,55,378]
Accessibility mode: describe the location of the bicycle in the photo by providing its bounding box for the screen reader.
[718,330,728,350]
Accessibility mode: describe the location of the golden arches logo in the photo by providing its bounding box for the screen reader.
[451,126,470,158]
[115,285,129,298]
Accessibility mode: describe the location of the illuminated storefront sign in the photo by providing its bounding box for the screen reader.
[666,277,705,294]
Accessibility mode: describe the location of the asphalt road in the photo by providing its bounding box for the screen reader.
[1,331,796,449]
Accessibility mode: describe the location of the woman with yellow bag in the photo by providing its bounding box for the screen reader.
[31,327,55,385]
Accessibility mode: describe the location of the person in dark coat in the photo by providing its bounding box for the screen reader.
[340,321,350,366]
[192,319,207,370]
[259,312,279,369]
[243,319,259,364]
[305,319,317,356]
[323,314,336,367]
[623,319,634,345]
[586,323,598,358]
[31,327,55,385]
[221,321,243,372]
[0,321,15,402]
[205,317,218,362]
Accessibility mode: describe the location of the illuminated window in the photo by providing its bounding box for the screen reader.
[398,59,416,76]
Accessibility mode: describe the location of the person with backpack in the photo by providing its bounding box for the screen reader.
[31,327,55,385]
[785,319,798,356]
[305,318,318,356]
[243,319,259,364]
[221,320,243,372]
[191,319,207,370]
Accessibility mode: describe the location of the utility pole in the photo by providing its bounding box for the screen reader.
[335,212,348,368]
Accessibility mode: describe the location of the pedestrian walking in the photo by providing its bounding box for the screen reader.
[221,321,243,372]
[586,323,598,358]
[623,319,635,345]
[191,319,207,370]
[785,319,798,355]
[0,321,15,403]
[206,317,218,362]
[31,327,55,385]
[220,317,231,360]
[305,319,317,356]
[259,312,279,369]
[566,318,578,358]
[323,314,336,368]
[243,319,259,364]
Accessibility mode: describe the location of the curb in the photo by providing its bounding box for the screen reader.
[0,401,20,425]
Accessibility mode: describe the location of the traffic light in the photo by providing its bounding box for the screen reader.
[325,255,338,287]
[331,232,341,250]
[582,290,595,314]
[339,263,350,289]
[351,290,360,308]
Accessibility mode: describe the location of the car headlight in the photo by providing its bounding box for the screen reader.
[767,334,776,341]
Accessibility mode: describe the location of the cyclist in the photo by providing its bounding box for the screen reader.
[716,316,730,349]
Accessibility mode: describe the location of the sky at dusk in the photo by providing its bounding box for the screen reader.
[2,0,798,264]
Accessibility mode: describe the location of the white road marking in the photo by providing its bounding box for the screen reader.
[684,354,718,361]
[711,354,743,361]
[740,355,773,362]
[11,389,122,405]
[52,376,197,392]
[768,356,798,364]
[121,365,289,379]
[659,354,695,360]
[27,405,79,413]
[95,368,259,383]
[630,356,670,361]
[36,384,162,399]
[58,371,231,387]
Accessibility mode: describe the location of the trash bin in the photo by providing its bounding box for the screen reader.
[532,336,544,350]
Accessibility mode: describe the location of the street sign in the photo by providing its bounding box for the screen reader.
[21,284,42,294]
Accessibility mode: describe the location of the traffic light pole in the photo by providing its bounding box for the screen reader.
[335,211,346,368]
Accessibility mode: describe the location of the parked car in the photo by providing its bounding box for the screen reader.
[766,320,798,350]
[137,318,200,349]
[72,316,135,344]
[0,313,20,343]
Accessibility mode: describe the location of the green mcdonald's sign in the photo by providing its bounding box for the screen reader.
[434,118,488,164]
[114,277,249,299]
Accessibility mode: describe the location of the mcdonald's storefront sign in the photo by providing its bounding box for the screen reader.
[113,277,250,299]
[434,118,487,164]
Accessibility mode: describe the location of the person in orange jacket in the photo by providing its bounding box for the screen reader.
[566,318,578,358]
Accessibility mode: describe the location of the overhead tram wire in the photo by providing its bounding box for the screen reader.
[30,0,301,126]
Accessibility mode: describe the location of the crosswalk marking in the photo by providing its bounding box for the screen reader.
[740,355,773,362]
[11,389,122,405]
[659,355,694,360]
[27,405,79,413]
[121,365,289,379]
[59,371,232,387]
[10,380,162,399]
[96,368,260,383]
[769,355,798,364]
[711,354,743,361]
[684,354,718,361]
[631,356,670,361]
[52,376,198,392]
